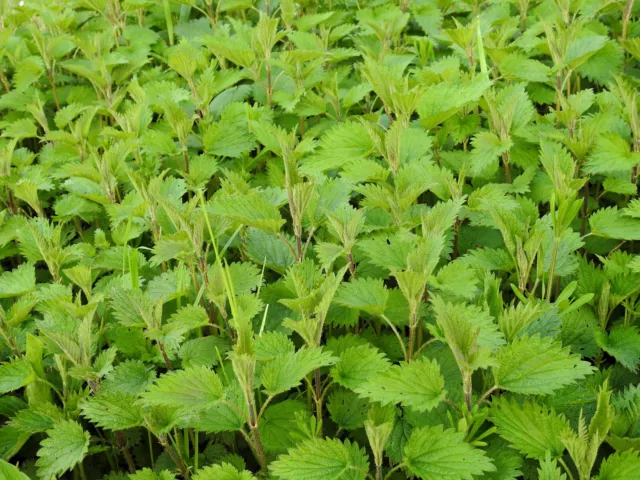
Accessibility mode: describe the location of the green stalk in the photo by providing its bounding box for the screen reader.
[476,17,487,76]
[164,0,174,46]
[546,237,560,302]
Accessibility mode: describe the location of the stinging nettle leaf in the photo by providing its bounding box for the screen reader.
[270,437,369,480]
[36,420,90,480]
[355,357,445,412]
[493,334,594,395]
[403,424,496,480]
[261,347,338,396]
[139,366,224,410]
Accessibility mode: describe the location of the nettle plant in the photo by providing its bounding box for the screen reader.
[1,0,640,479]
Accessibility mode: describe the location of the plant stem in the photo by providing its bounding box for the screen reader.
[314,368,323,433]
[247,397,268,470]
[546,237,560,302]
[148,430,155,469]
[157,341,172,370]
[347,251,356,278]
[581,182,589,236]
[77,462,87,480]
[408,312,417,362]
[194,430,199,471]
[163,0,174,45]
[476,385,498,407]
[381,314,408,362]
[278,233,298,259]
[115,431,136,473]
[48,68,60,110]
[160,435,190,480]
[502,151,512,184]
[558,457,575,480]
[183,150,190,173]
[622,0,634,40]
[442,397,462,414]
[463,371,473,411]
[384,464,406,480]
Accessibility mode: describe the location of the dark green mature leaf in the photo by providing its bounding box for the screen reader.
[584,134,640,175]
[261,347,337,396]
[590,207,640,241]
[193,463,255,479]
[210,192,285,234]
[334,278,389,316]
[355,357,445,412]
[491,397,569,459]
[139,366,224,410]
[0,264,36,298]
[595,326,640,371]
[258,400,307,454]
[270,438,369,480]
[403,425,496,479]
[0,459,29,480]
[493,335,594,394]
[418,77,492,130]
[596,450,640,479]
[81,391,143,430]
[0,358,35,394]
[36,421,90,480]
[331,343,390,390]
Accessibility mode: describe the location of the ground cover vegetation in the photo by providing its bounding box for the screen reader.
[0,0,639,478]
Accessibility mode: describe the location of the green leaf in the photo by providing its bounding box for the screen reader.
[432,260,479,300]
[470,132,512,179]
[139,366,224,410]
[210,192,285,233]
[565,36,608,69]
[0,424,29,460]
[430,296,505,372]
[358,233,414,272]
[490,397,569,459]
[203,121,255,158]
[270,438,369,480]
[0,263,36,298]
[331,344,390,390]
[180,336,230,368]
[584,134,640,175]
[245,228,295,274]
[537,452,567,480]
[355,357,445,412]
[328,389,369,431]
[499,54,550,82]
[595,326,640,372]
[261,347,337,396]
[36,420,90,480]
[102,360,156,395]
[418,76,492,130]
[258,400,307,454]
[494,335,593,394]
[596,450,640,480]
[0,358,35,394]
[10,403,64,434]
[484,438,523,480]
[192,463,255,480]
[0,459,29,480]
[590,206,640,240]
[129,468,177,480]
[334,278,389,316]
[81,391,143,430]
[403,425,496,480]
[303,122,374,173]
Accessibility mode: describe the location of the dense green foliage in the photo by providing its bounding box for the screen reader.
[1,0,640,478]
